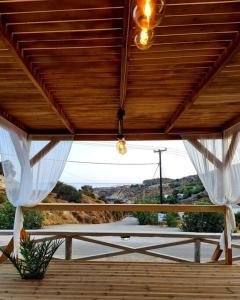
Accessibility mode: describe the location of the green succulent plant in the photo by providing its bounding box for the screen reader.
[1,236,63,279]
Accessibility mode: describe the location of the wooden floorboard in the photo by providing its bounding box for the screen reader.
[0,261,240,299]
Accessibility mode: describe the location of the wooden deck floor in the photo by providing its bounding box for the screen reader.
[0,261,240,299]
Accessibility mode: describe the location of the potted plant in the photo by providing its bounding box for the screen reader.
[1,236,63,279]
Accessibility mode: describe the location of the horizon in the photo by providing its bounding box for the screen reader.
[60,140,197,188]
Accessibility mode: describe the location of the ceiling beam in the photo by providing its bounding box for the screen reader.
[164,31,240,133]
[119,0,133,109]
[221,114,240,131]
[28,127,221,141]
[0,16,75,134]
[0,106,29,133]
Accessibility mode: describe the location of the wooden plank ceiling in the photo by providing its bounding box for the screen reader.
[0,0,240,140]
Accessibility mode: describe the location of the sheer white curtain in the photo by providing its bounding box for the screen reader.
[183,124,240,248]
[0,118,73,255]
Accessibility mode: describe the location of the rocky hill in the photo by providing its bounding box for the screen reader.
[0,175,122,226]
[0,174,209,226]
[94,175,209,204]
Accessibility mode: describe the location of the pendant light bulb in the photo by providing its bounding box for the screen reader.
[117,137,127,155]
[134,29,153,50]
[133,0,165,30]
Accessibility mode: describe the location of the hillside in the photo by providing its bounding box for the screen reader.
[0,176,121,226]
[0,174,209,226]
[94,175,209,204]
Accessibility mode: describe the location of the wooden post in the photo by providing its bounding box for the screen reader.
[194,239,201,263]
[211,244,223,262]
[224,211,233,265]
[65,236,72,260]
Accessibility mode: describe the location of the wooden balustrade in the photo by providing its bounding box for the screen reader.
[1,230,238,264]
[0,204,233,264]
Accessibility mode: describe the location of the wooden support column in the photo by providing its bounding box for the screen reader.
[224,212,233,265]
[194,239,201,263]
[65,236,72,260]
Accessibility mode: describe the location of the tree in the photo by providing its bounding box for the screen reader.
[81,185,95,198]
[55,183,82,203]
[181,211,224,232]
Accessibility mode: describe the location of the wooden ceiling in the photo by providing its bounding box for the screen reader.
[0,0,240,140]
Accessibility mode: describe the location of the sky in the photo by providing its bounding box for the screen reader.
[60,140,197,188]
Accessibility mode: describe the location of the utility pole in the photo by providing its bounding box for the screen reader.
[154,148,167,204]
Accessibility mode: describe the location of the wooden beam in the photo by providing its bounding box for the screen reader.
[222,114,240,131]
[187,138,223,170]
[30,139,59,167]
[28,128,222,141]
[24,203,226,213]
[0,106,29,133]
[164,31,240,133]
[0,17,75,134]
[224,131,239,168]
[119,0,132,108]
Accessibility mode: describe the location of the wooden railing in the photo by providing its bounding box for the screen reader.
[0,204,233,264]
[1,230,239,264]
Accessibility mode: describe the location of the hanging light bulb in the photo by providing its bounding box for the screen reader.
[133,0,165,30]
[117,137,127,155]
[134,28,153,50]
[116,108,127,155]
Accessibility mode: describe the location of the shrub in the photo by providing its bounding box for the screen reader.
[165,212,178,227]
[134,211,158,225]
[181,212,224,233]
[0,202,43,229]
[56,183,82,203]
[24,210,44,229]
[0,193,7,204]
[81,185,95,198]
[133,198,158,225]
[112,211,125,221]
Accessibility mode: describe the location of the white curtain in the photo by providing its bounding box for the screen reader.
[183,123,240,249]
[0,118,73,255]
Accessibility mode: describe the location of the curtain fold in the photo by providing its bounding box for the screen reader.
[0,117,73,255]
[183,124,240,249]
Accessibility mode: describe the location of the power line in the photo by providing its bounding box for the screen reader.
[152,164,159,179]
[73,141,187,156]
[66,160,157,166]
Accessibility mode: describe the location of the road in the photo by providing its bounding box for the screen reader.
[45,217,238,262]
[1,217,239,262]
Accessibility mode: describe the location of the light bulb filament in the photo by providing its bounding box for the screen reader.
[140,29,149,45]
[144,0,152,24]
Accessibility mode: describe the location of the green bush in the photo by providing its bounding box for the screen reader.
[134,211,158,225]
[165,212,178,227]
[55,182,82,203]
[0,202,43,229]
[133,198,158,225]
[81,185,95,198]
[0,193,7,204]
[181,212,224,232]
